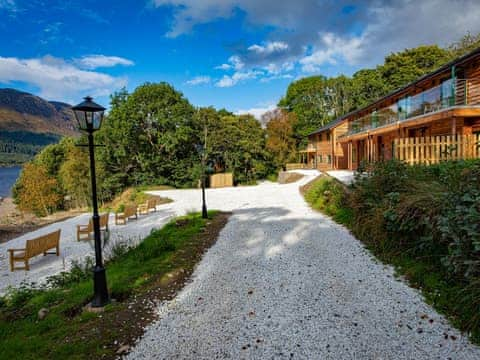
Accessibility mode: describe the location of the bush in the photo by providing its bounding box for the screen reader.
[303,176,353,225]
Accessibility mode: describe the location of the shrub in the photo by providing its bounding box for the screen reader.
[303,176,353,225]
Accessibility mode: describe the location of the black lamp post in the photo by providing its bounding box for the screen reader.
[195,142,208,219]
[195,117,208,219]
[72,96,109,308]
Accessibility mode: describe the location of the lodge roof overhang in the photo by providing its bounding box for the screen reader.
[337,106,480,142]
[308,46,480,138]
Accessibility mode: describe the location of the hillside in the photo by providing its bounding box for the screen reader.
[0,88,79,165]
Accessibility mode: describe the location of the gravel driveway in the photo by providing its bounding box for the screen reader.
[128,171,480,359]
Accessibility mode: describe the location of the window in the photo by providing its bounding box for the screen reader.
[326,132,331,141]
[327,155,332,164]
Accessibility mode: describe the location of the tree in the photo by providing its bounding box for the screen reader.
[264,109,297,169]
[448,32,480,58]
[380,45,451,91]
[13,162,62,216]
[58,139,91,208]
[200,110,273,184]
[278,76,332,141]
[349,69,388,109]
[97,82,197,191]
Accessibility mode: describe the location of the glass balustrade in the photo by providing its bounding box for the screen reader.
[342,78,479,138]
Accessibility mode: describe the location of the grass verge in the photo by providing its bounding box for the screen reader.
[0,211,230,359]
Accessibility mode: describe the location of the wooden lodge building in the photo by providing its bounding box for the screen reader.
[300,47,480,171]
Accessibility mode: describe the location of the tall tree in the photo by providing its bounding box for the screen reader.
[13,162,62,216]
[349,69,388,109]
[380,45,451,91]
[448,32,480,58]
[278,76,332,141]
[97,82,197,192]
[264,109,297,169]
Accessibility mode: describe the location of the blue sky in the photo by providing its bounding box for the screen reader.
[1,0,480,117]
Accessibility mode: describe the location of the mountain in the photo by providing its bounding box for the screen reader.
[0,88,79,165]
[0,88,78,136]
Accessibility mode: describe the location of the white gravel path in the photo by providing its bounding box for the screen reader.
[125,170,480,359]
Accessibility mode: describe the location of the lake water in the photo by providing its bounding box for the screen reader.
[0,166,21,198]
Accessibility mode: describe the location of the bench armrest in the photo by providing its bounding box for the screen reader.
[8,248,26,253]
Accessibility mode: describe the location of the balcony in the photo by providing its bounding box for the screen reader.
[300,143,317,153]
[341,78,480,138]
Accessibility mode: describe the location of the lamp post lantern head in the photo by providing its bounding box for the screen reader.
[72,96,106,132]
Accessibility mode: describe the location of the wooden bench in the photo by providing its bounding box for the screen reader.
[115,205,138,225]
[77,213,110,241]
[137,199,157,215]
[8,229,61,271]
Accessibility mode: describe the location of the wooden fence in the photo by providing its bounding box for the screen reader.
[394,134,480,165]
[286,163,308,170]
[210,173,233,188]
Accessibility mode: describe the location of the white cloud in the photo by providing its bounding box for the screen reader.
[228,55,244,71]
[186,75,211,85]
[300,33,364,73]
[234,103,276,121]
[215,63,232,70]
[155,0,480,79]
[77,55,134,69]
[248,41,289,55]
[0,55,128,101]
[215,70,259,88]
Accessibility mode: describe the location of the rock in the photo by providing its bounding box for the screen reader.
[38,308,49,320]
[116,344,130,355]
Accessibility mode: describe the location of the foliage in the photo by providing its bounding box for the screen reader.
[448,32,480,58]
[278,75,333,142]
[58,139,91,208]
[198,107,274,184]
[380,45,451,91]
[13,162,62,216]
[263,109,297,169]
[303,176,353,225]
[97,83,197,191]
[0,131,60,165]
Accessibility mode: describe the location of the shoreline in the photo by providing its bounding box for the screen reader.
[0,197,85,244]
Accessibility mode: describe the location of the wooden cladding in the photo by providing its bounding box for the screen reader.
[394,134,480,165]
[286,163,308,170]
[210,173,233,188]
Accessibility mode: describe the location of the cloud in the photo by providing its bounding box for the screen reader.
[234,103,276,121]
[248,41,289,55]
[0,55,128,102]
[214,55,244,72]
[155,0,480,81]
[215,70,259,87]
[299,33,364,73]
[186,75,211,85]
[77,55,135,69]
[215,63,232,70]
